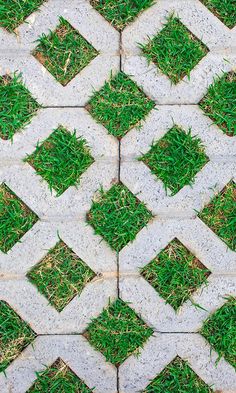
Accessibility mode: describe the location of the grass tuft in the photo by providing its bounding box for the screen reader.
[143,356,213,392]
[28,358,94,392]
[87,183,152,252]
[33,17,98,86]
[0,74,40,140]
[24,126,94,196]
[0,0,45,32]
[199,72,236,137]
[87,72,155,139]
[85,299,153,366]
[201,0,236,29]
[141,239,210,311]
[140,15,208,84]
[0,183,38,253]
[27,241,95,312]
[0,301,36,373]
[199,181,236,251]
[90,0,155,31]
[200,297,236,369]
[139,125,208,195]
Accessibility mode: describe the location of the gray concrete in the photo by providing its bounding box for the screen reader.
[0,0,235,391]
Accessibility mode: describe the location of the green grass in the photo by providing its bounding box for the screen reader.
[90,0,155,31]
[140,15,208,84]
[199,72,236,137]
[87,72,155,138]
[27,241,95,312]
[85,299,153,366]
[0,184,38,253]
[87,183,152,252]
[199,181,236,251]
[143,357,213,392]
[139,126,208,195]
[33,17,98,86]
[201,0,236,29]
[200,297,236,369]
[24,126,94,196]
[0,0,45,32]
[0,301,36,373]
[28,358,94,392]
[0,74,40,140]
[141,239,210,311]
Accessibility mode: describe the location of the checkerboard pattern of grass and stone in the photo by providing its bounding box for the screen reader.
[0,1,235,392]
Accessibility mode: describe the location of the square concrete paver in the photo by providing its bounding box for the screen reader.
[0,0,235,392]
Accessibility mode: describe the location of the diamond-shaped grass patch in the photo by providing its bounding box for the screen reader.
[85,299,153,366]
[24,126,94,196]
[27,240,95,312]
[0,74,40,140]
[201,0,236,29]
[28,358,94,392]
[0,0,45,32]
[139,125,209,195]
[33,17,99,86]
[140,15,208,84]
[87,183,152,252]
[199,181,236,251]
[0,184,38,254]
[143,356,213,392]
[87,72,155,138]
[141,239,210,311]
[0,301,36,373]
[199,72,236,137]
[200,297,236,369]
[90,0,154,31]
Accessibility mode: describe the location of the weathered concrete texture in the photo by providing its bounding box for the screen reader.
[119,334,236,393]
[0,335,117,393]
[0,0,235,392]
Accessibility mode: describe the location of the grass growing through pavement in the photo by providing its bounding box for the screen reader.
[28,358,94,392]
[0,184,38,253]
[200,297,236,369]
[90,0,155,31]
[140,15,208,84]
[143,357,213,392]
[87,183,152,252]
[139,126,208,195]
[0,301,36,373]
[87,72,155,139]
[0,74,40,140]
[201,0,236,29]
[27,241,95,312]
[33,17,98,86]
[141,239,210,311]
[199,72,236,137]
[199,181,236,251]
[0,0,45,32]
[24,126,94,196]
[85,299,153,366]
